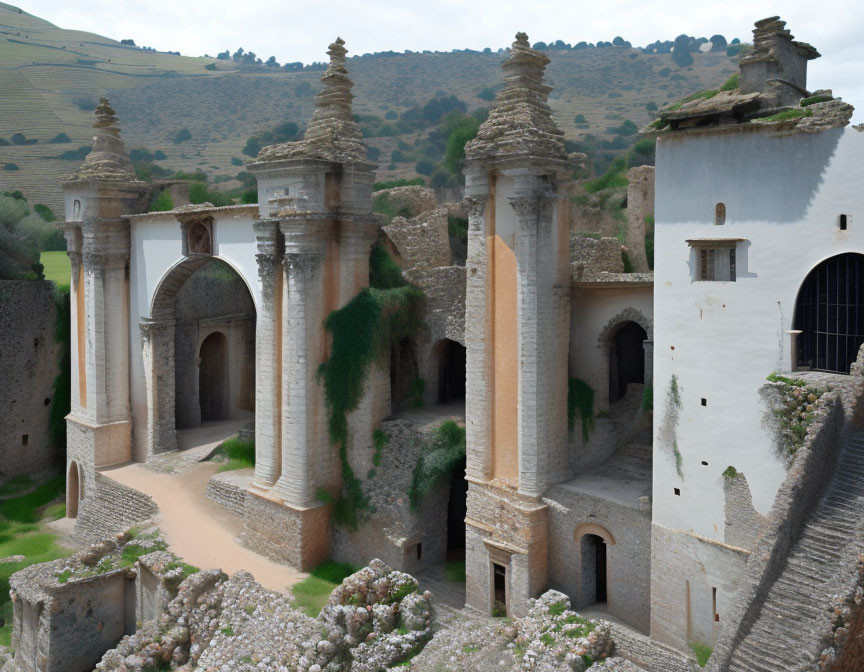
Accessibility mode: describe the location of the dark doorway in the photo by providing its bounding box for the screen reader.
[493,563,507,613]
[794,253,864,374]
[199,331,228,421]
[390,337,419,413]
[610,322,647,403]
[67,461,80,519]
[438,340,466,403]
[447,457,468,555]
[581,533,608,604]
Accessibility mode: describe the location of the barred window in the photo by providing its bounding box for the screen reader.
[688,238,743,282]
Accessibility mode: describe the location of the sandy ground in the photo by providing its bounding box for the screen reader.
[101,423,305,593]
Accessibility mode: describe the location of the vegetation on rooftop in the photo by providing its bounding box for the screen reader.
[753,108,812,123]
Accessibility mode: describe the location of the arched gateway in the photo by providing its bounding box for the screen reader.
[58,39,385,570]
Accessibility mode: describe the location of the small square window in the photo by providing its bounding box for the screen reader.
[840,214,848,230]
[701,460,708,466]
[698,247,736,282]
[21,434,28,446]
[674,488,681,496]
[416,542,422,560]
[701,398,707,406]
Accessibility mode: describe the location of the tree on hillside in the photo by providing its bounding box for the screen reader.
[120,39,136,46]
[0,195,42,280]
[672,35,694,67]
[173,128,192,144]
[444,112,483,176]
[709,35,727,51]
[217,50,230,60]
[265,56,279,68]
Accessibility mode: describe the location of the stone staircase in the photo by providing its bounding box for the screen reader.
[595,442,653,482]
[726,427,864,671]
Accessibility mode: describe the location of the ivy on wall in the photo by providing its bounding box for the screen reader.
[317,243,425,530]
[48,288,70,457]
[568,378,595,441]
[657,374,683,478]
[407,420,466,511]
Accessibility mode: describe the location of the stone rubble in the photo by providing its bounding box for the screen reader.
[93,558,433,672]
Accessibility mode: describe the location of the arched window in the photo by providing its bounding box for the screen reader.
[794,253,864,373]
[715,203,726,226]
[72,199,81,220]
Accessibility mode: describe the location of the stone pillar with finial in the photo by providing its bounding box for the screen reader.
[59,98,147,513]
[243,39,382,571]
[461,32,572,617]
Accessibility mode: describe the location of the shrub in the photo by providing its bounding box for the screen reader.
[372,177,424,190]
[0,138,9,146]
[33,204,55,222]
[719,72,739,91]
[574,114,587,124]
[607,120,638,136]
[55,146,91,161]
[153,150,167,160]
[646,102,658,111]
[129,148,153,163]
[231,157,243,166]
[407,420,466,511]
[477,86,497,101]
[173,128,192,144]
[3,163,19,171]
[448,216,468,243]
[444,113,481,176]
[48,133,71,144]
[148,189,174,212]
[583,155,628,193]
[384,110,398,120]
[415,158,436,176]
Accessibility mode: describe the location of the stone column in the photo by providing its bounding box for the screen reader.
[464,193,493,482]
[273,251,324,507]
[252,223,283,489]
[61,224,85,416]
[139,318,177,458]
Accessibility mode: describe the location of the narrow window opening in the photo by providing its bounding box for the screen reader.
[713,587,719,622]
[701,460,708,466]
[44,398,50,406]
[701,398,707,406]
[840,214,848,231]
[715,203,726,226]
[21,434,28,446]
[72,199,81,219]
[416,542,422,560]
[674,488,681,496]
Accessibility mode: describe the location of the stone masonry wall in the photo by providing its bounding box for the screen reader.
[0,280,61,483]
[74,473,158,544]
[708,371,860,671]
[625,166,654,273]
[205,469,251,517]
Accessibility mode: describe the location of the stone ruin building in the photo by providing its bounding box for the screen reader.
[6,15,864,672]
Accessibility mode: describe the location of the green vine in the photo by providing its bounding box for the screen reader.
[317,243,425,530]
[568,378,595,441]
[664,375,683,478]
[407,420,466,512]
[48,287,71,457]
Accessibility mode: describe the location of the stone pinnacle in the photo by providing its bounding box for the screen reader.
[62,97,137,183]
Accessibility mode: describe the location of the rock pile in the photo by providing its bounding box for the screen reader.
[95,559,432,672]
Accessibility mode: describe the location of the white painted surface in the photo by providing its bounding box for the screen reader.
[127,209,260,459]
[653,127,864,540]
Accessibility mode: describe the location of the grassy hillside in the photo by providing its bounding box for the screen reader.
[0,2,738,215]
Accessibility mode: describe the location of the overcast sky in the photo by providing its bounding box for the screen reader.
[20,0,864,122]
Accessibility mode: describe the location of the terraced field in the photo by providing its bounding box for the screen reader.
[0,1,737,215]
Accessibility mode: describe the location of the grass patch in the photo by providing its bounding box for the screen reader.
[40,251,71,290]
[583,156,628,193]
[120,540,167,568]
[719,72,739,91]
[754,108,812,122]
[0,473,71,646]
[445,559,465,583]
[801,94,832,107]
[291,561,358,617]
[211,437,255,472]
[689,641,713,667]
[0,476,34,498]
[766,372,806,387]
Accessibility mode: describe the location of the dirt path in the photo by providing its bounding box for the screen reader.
[103,459,305,594]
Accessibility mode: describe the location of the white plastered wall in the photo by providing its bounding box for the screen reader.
[128,209,261,458]
[653,126,864,538]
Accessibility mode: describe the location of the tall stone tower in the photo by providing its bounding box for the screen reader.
[245,38,383,570]
[59,98,147,515]
[462,33,572,617]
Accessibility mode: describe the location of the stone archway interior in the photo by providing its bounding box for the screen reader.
[610,321,648,403]
[199,332,229,421]
[581,533,608,604]
[437,340,466,404]
[446,456,468,556]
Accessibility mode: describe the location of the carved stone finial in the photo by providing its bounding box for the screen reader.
[254,38,367,164]
[464,32,567,164]
[62,97,137,183]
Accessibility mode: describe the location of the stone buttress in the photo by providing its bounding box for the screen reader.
[461,33,572,617]
[59,98,148,517]
[245,38,383,571]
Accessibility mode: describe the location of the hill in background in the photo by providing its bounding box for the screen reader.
[0,2,738,215]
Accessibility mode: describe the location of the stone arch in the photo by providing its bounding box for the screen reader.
[574,522,616,546]
[141,256,257,458]
[596,308,653,411]
[575,523,614,608]
[67,461,81,519]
